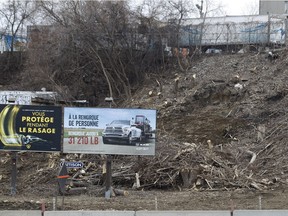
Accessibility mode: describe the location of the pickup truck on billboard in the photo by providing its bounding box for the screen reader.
[102,115,153,145]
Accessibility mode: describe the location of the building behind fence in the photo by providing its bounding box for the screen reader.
[1,14,288,54]
[0,33,27,53]
[173,14,287,48]
[259,0,288,15]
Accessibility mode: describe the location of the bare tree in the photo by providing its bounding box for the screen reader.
[24,0,226,103]
[198,0,224,49]
[241,0,259,15]
[160,0,197,71]
[0,0,38,52]
[134,0,170,71]
[29,0,161,104]
[167,0,223,45]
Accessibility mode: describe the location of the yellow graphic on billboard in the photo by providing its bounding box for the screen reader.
[0,105,62,152]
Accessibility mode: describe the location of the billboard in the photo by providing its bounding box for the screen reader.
[63,107,157,155]
[0,104,62,152]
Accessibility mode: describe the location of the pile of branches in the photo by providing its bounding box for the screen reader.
[40,113,287,193]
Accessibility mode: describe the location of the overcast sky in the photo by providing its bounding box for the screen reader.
[131,0,259,16]
[221,0,259,15]
[0,0,260,16]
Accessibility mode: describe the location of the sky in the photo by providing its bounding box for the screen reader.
[0,0,260,16]
[132,0,260,16]
[221,0,259,15]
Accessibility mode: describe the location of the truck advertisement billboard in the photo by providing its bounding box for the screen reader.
[0,104,62,152]
[63,107,157,155]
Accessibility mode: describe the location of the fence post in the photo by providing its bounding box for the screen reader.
[267,13,271,45]
[285,15,288,45]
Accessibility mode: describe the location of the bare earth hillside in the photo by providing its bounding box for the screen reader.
[0,50,288,210]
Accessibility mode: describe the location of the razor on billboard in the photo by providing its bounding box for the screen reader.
[63,107,157,155]
[0,105,62,152]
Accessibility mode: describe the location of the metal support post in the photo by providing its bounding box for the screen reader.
[105,155,112,199]
[11,152,17,195]
[104,96,113,199]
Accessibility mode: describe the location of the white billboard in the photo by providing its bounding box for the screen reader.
[63,107,156,155]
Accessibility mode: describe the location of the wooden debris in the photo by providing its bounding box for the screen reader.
[180,168,199,188]
[132,173,141,189]
[250,182,262,190]
[246,150,257,165]
[156,79,162,93]
[257,124,266,142]
[112,188,129,196]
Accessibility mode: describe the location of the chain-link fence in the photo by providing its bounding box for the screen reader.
[173,15,286,48]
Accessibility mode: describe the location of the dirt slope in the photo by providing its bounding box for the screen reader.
[0,50,288,210]
[125,50,288,188]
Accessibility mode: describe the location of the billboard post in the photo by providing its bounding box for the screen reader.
[10,152,17,195]
[104,97,113,199]
[105,155,112,199]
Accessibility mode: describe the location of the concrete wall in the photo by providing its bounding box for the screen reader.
[136,211,231,216]
[234,210,288,216]
[0,211,41,216]
[2,210,288,216]
[45,211,135,216]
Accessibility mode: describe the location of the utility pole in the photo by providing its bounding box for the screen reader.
[196,0,204,18]
[200,0,204,18]
[196,0,205,48]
